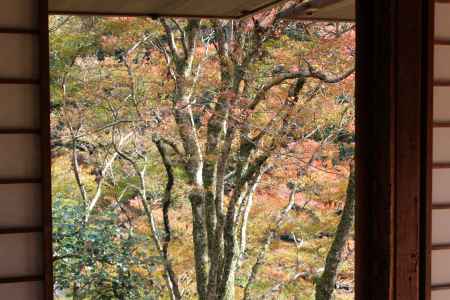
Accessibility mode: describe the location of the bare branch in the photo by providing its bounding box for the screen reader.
[84,132,133,222]
[112,129,182,300]
[243,187,298,300]
[249,66,354,109]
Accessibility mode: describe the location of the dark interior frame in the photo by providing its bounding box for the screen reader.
[40,1,434,299]
[355,0,433,299]
[40,0,53,299]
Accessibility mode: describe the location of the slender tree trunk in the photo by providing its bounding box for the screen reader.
[190,190,209,299]
[223,262,236,300]
[72,282,79,300]
[154,136,182,300]
[315,164,355,300]
[237,170,264,264]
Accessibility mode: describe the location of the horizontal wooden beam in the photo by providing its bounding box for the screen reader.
[0,28,39,35]
[434,79,450,86]
[433,162,450,169]
[48,0,285,20]
[0,275,43,285]
[433,121,450,128]
[0,79,39,85]
[0,227,43,235]
[432,244,450,250]
[432,283,450,291]
[0,178,41,185]
[48,10,237,19]
[433,203,450,210]
[435,39,450,46]
[0,129,40,135]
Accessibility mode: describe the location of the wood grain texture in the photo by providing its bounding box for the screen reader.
[395,0,431,298]
[356,0,432,299]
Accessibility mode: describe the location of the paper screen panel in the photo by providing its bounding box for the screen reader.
[0,0,38,30]
[433,249,450,285]
[434,128,450,163]
[432,169,450,205]
[434,87,450,122]
[432,210,450,245]
[435,3,450,41]
[433,289,450,300]
[0,84,40,129]
[0,281,43,300]
[0,184,41,228]
[0,233,42,278]
[0,34,39,79]
[0,134,40,179]
[435,45,450,82]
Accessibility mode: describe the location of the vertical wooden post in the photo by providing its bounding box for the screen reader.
[39,0,53,299]
[421,1,434,300]
[355,0,395,298]
[355,0,433,299]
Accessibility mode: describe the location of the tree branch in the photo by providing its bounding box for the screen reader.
[249,66,354,110]
[243,187,298,300]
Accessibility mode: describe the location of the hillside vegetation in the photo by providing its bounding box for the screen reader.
[50,13,355,300]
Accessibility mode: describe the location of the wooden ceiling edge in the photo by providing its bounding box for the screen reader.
[48,10,238,19]
[48,0,289,20]
[238,0,291,20]
[239,0,354,23]
[282,16,354,21]
[48,0,354,21]
[48,9,355,22]
[277,0,354,20]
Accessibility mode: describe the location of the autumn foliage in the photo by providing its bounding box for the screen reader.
[50,12,355,300]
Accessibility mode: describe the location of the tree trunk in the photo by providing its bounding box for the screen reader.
[315,164,355,300]
[189,190,209,299]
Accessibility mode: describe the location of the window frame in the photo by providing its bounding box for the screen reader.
[40,1,434,299]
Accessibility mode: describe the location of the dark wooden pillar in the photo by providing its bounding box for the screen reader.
[40,0,54,299]
[355,0,433,299]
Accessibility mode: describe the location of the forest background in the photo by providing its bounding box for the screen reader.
[49,11,355,300]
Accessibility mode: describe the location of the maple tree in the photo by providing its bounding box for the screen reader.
[50,10,355,300]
